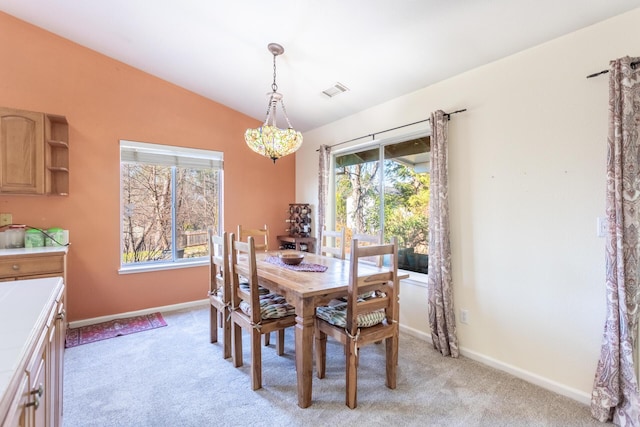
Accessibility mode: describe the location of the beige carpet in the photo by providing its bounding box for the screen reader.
[62,305,607,426]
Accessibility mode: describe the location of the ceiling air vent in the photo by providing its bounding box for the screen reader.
[322,82,349,98]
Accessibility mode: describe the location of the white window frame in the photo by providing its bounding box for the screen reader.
[118,140,224,274]
[331,129,429,284]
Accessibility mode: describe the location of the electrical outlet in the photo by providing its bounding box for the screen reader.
[0,213,12,227]
[460,309,469,324]
[597,216,607,238]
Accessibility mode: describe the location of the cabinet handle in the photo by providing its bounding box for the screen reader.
[11,264,19,271]
[26,383,43,409]
[26,395,40,410]
[31,383,43,397]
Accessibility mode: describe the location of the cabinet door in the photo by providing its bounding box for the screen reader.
[1,374,29,427]
[24,329,47,427]
[50,297,65,427]
[0,108,44,194]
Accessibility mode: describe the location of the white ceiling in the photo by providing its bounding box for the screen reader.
[1,1,638,132]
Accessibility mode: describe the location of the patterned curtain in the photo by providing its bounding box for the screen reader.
[428,110,459,357]
[591,56,640,426]
[317,145,331,254]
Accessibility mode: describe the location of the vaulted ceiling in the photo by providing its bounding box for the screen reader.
[1,1,638,131]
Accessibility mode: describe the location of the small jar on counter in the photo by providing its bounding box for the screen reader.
[6,225,26,248]
[25,228,46,248]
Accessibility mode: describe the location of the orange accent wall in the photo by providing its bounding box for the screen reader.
[0,12,295,321]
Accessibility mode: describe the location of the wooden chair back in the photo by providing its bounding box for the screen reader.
[208,230,231,358]
[321,228,346,260]
[229,234,261,325]
[237,224,269,252]
[346,237,398,336]
[352,232,383,267]
[210,230,230,297]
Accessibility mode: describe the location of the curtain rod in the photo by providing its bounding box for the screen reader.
[586,60,639,79]
[316,108,467,151]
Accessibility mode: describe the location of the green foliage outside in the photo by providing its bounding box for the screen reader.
[335,157,429,255]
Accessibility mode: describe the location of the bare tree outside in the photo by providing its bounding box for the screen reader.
[122,163,219,264]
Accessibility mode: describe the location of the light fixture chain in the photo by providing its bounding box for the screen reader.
[263,93,275,124]
[272,52,278,92]
[279,99,294,129]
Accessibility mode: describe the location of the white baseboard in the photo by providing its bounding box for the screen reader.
[67,299,209,329]
[458,347,591,405]
[400,323,433,342]
[399,323,591,406]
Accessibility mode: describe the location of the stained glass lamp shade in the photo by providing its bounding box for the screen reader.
[245,43,303,163]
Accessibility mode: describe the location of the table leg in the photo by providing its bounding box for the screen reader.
[295,302,315,408]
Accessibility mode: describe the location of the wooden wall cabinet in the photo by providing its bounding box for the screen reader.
[0,107,69,196]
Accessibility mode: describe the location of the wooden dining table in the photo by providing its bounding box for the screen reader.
[254,250,404,408]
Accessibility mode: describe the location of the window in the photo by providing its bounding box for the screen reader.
[120,140,223,272]
[334,133,430,274]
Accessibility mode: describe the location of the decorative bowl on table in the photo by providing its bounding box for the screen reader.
[278,252,305,265]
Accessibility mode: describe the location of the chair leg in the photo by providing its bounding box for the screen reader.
[276,329,285,356]
[315,327,327,379]
[232,322,243,368]
[251,328,262,390]
[222,308,231,359]
[345,340,359,409]
[210,305,218,343]
[385,335,398,389]
[264,332,271,346]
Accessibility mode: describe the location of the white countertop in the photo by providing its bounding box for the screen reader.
[0,246,68,257]
[0,277,63,405]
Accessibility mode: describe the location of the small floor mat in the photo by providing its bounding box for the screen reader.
[65,312,167,348]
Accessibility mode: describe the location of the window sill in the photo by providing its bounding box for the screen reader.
[118,259,208,275]
[399,269,428,288]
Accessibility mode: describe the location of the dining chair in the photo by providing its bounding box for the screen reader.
[314,237,399,409]
[229,233,297,390]
[237,224,269,252]
[321,227,346,260]
[352,232,383,267]
[208,230,231,359]
[237,224,273,345]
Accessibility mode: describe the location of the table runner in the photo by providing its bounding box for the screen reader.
[264,255,328,272]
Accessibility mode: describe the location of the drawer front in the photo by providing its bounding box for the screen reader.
[0,255,64,279]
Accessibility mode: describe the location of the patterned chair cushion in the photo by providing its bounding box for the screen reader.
[337,290,379,303]
[316,302,386,328]
[239,280,270,296]
[239,293,295,319]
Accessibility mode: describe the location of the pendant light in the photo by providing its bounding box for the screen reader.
[245,43,303,163]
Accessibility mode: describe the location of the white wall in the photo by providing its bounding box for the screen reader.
[295,8,640,404]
